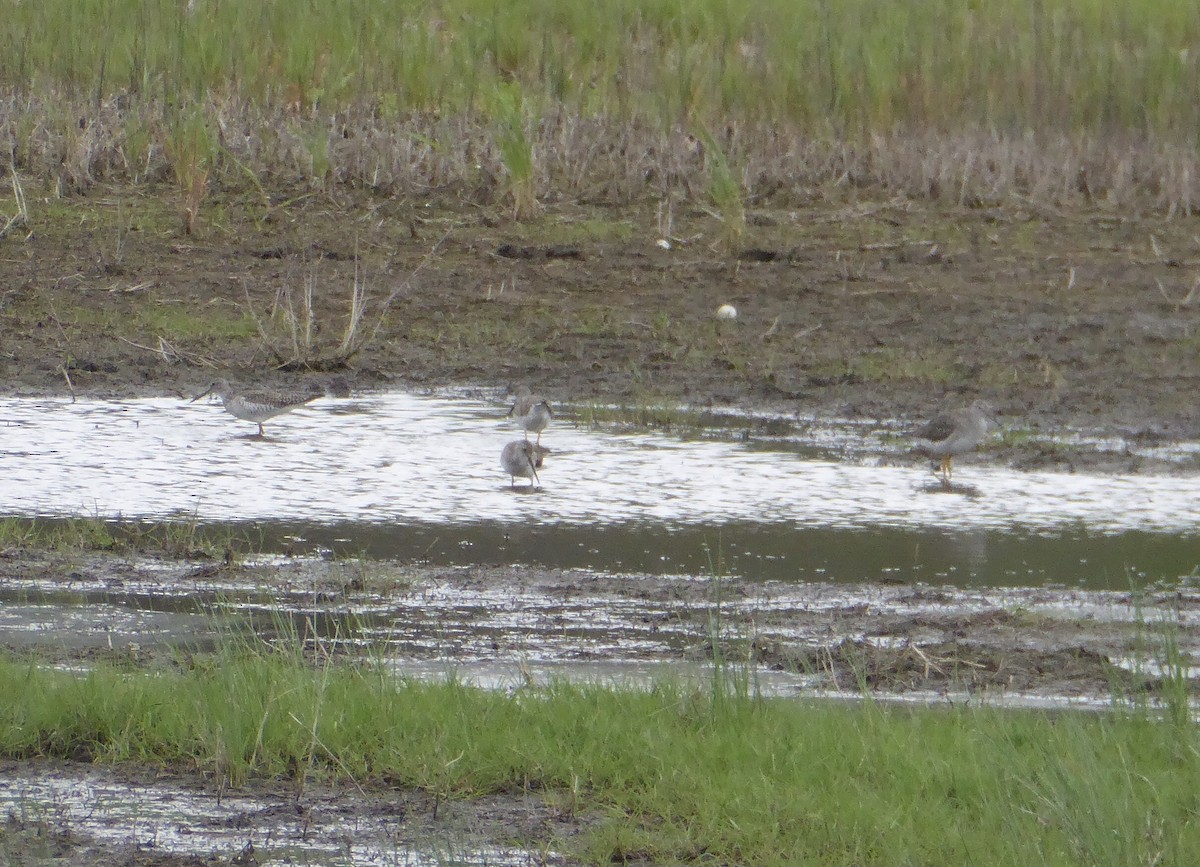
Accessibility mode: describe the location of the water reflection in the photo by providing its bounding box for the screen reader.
[0,767,549,866]
[234,520,1191,589]
[1,392,1196,531]
[0,392,1197,589]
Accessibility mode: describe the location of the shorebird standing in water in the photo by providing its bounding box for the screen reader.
[508,386,553,444]
[914,399,998,482]
[501,439,549,488]
[191,378,320,437]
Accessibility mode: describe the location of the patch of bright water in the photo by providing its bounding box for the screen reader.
[0,601,215,651]
[0,767,550,866]
[0,392,1197,588]
[4,563,1196,710]
[0,391,1196,530]
[382,658,811,697]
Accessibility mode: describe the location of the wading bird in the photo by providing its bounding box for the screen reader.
[508,386,553,444]
[914,399,998,482]
[191,378,320,437]
[501,439,549,488]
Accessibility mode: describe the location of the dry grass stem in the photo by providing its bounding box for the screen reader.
[2,91,1197,214]
[1156,277,1200,311]
[0,164,29,239]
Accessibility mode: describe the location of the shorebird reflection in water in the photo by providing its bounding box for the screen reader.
[914,399,998,483]
[508,386,552,444]
[191,378,321,437]
[501,439,549,488]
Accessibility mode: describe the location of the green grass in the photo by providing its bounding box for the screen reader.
[695,125,745,249]
[0,516,120,552]
[0,641,1196,864]
[7,296,256,369]
[1,0,1197,214]
[2,0,1196,138]
[808,347,965,386]
[142,305,257,342]
[489,81,538,219]
[0,516,245,559]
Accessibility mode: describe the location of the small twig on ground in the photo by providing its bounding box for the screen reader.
[107,281,155,294]
[911,645,945,679]
[0,163,29,240]
[115,335,217,367]
[1156,277,1200,311]
[58,365,76,403]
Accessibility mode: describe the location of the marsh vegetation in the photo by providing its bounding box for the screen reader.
[1,624,1198,865]
[2,1,1199,863]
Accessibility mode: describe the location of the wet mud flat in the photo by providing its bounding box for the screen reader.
[3,549,1196,703]
[2,137,1198,865]
[1,550,1199,864]
[4,189,1200,455]
[0,760,576,867]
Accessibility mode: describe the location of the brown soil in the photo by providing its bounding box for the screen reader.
[3,550,1198,865]
[3,186,1200,863]
[3,184,1199,472]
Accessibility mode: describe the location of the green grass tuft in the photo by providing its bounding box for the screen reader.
[0,638,1197,863]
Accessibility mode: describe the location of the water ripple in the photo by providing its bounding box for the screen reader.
[0,392,1197,537]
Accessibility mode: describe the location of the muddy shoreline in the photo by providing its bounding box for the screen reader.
[0,757,581,867]
[3,550,1194,704]
[3,548,1197,864]
[3,189,1199,457]
[3,189,1200,863]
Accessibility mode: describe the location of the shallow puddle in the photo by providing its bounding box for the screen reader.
[0,763,555,866]
[3,553,1195,710]
[1,391,1198,715]
[1,391,1197,589]
[1,392,1197,532]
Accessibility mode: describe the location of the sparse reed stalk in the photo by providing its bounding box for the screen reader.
[1,1,1198,209]
[702,538,758,706]
[1120,576,1196,732]
[243,233,432,369]
[289,272,317,360]
[0,163,28,240]
[695,125,745,251]
[337,240,368,360]
[490,82,538,220]
[164,107,213,234]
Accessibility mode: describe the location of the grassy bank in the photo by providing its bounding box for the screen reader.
[1,644,1196,864]
[1,0,1197,212]
[4,0,1197,135]
[0,515,249,559]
